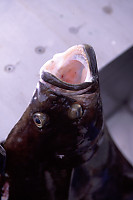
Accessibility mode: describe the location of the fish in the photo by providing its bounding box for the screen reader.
[0,44,133,200]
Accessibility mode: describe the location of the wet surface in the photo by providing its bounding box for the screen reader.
[102,5,113,14]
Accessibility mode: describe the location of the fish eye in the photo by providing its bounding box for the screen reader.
[33,112,49,128]
[68,103,83,119]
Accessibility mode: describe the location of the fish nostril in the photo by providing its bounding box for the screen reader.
[68,103,83,119]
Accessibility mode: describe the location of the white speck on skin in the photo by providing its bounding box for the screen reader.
[79,127,88,134]
[36,82,40,90]
[17,137,22,143]
[57,154,64,159]
[1,182,9,200]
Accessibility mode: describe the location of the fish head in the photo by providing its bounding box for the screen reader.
[5,45,103,170]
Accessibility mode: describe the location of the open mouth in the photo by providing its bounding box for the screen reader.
[40,45,95,90]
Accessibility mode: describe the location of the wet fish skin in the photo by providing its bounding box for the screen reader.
[69,128,133,200]
[0,144,6,196]
[4,80,101,169]
[0,44,133,200]
[0,145,6,175]
[3,90,101,199]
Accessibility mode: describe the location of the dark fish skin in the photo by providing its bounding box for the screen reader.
[0,145,6,175]
[0,145,6,199]
[0,44,133,200]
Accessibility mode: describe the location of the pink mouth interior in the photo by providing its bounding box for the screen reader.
[41,45,91,85]
[56,60,87,84]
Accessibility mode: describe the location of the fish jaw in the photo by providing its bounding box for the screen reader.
[40,45,94,86]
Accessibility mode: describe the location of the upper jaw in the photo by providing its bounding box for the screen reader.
[39,44,98,91]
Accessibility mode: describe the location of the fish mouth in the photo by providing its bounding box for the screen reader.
[40,44,98,91]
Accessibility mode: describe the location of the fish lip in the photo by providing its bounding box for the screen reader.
[40,44,98,91]
[40,71,97,91]
[83,44,99,79]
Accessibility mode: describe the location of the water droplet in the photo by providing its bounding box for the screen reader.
[35,46,46,54]
[102,6,113,14]
[4,65,15,73]
[69,24,84,34]
[59,14,64,18]
[69,27,79,34]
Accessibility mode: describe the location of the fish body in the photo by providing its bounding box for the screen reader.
[0,45,133,199]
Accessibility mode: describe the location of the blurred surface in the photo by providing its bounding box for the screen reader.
[0,1,133,163]
[99,47,133,165]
